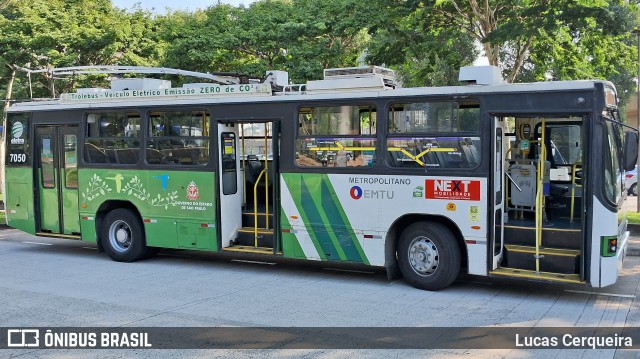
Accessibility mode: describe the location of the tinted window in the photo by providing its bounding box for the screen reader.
[386,100,481,169]
[147,111,210,166]
[85,112,140,165]
[296,105,376,168]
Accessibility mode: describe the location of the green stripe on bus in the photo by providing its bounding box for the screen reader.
[299,175,345,260]
[319,176,368,264]
[283,173,327,260]
[280,207,305,259]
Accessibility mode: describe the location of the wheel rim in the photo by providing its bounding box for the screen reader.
[407,236,439,276]
[633,185,637,196]
[108,219,132,253]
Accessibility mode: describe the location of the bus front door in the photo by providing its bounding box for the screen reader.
[35,125,80,235]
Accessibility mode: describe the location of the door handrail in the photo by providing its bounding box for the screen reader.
[253,169,266,247]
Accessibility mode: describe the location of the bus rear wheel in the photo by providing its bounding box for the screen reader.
[101,208,148,262]
[397,222,461,291]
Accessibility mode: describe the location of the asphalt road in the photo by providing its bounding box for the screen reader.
[0,229,639,358]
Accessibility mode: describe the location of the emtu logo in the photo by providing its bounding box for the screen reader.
[10,121,25,144]
[350,186,363,200]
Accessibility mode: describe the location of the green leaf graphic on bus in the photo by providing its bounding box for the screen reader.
[123,176,150,201]
[82,174,178,209]
[81,173,112,202]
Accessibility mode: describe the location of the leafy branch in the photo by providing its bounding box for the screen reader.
[122,176,150,201]
[149,191,179,210]
[81,173,112,203]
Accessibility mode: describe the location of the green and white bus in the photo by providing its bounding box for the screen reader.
[4,65,637,290]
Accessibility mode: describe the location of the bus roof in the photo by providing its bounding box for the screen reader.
[7,77,613,113]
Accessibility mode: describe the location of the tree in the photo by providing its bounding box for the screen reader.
[367,1,477,86]
[156,6,238,74]
[285,0,380,82]
[156,0,380,84]
[367,0,639,99]
[0,0,160,100]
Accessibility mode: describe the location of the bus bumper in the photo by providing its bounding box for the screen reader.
[599,230,629,287]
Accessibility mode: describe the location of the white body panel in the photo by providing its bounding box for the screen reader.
[591,196,628,287]
[280,174,488,271]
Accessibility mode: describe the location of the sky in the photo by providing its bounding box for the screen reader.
[112,0,256,13]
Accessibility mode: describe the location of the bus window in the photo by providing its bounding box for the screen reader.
[85,112,140,165]
[146,110,210,166]
[547,124,582,166]
[40,136,55,188]
[386,100,480,168]
[64,134,78,188]
[296,105,376,168]
[603,121,623,204]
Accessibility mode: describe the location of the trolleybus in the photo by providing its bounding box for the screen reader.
[4,65,637,290]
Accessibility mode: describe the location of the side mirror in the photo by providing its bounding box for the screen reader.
[623,130,639,171]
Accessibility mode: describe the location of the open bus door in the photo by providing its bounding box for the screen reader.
[217,125,243,249]
[216,120,280,254]
[34,125,81,236]
[492,117,504,269]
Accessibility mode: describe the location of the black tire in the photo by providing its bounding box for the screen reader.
[629,183,637,196]
[100,208,148,262]
[397,221,461,291]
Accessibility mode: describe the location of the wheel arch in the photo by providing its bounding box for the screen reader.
[384,214,468,279]
[95,200,144,249]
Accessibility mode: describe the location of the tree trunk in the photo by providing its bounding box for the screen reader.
[3,67,16,115]
[1,67,16,199]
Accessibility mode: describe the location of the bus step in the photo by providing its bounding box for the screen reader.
[504,225,582,250]
[223,245,276,255]
[241,212,273,228]
[503,245,580,274]
[490,267,583,284]
[36,232,82,240]
[235,227,274,247]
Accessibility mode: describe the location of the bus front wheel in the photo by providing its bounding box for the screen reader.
[101,208,148,262]
[397,222,461,291]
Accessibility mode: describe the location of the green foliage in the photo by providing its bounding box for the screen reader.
[0,0,637,105]
[157,0,378,83]
[0,0,159,99]
[367,0,639,96]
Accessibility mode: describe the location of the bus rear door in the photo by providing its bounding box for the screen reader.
[35,125,80,235]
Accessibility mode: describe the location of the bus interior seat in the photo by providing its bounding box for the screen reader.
[461,138,479,165]
[146,149,165,164]
[105,149,118,163]
[244,156,274,187]
[85,143,110,163]
[116,148,139,164]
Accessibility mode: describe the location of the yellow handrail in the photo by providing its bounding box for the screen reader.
[253,169,266,247]
[570,162,582,223]
[264,128,269,228]
[535,118,546,273]
[241,126,246,205]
